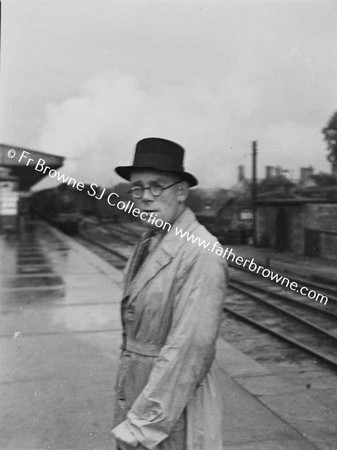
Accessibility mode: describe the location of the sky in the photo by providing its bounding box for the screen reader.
[1,0,337,189]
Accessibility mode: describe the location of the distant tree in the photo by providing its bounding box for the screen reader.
[311,173,337,186]
[113,182,131,201]
[186,188,229,213]
[210,189,230,210]
[186,189,203,212]
[322,111,337,176]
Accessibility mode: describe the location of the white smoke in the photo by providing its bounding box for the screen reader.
[36,69,330,190]
[36,70,259,189]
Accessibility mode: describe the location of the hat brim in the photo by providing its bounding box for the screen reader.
[115,165,198,187]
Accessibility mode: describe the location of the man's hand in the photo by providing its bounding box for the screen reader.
[111,421,139,449]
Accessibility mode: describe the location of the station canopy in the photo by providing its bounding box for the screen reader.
[0,144,64,191]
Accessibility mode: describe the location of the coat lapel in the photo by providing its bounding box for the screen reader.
[123,230,150,297]
[127,244,173,304]
[126,208,200,304]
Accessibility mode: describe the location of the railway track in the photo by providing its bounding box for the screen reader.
[77,220,337,370]
[230,272,337,316]
[228,260,337,305]
[227,271,337,367]
[77,221,131,269]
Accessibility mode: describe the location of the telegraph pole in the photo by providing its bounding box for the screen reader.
[252,141,258,246]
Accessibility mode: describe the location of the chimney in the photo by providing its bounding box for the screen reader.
[300,166,314,184]
[275,166,282,177]
[238,165,245,182]
[265,166,274,179]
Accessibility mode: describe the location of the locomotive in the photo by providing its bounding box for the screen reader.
[30,184,82,234]
[29,182,136,233]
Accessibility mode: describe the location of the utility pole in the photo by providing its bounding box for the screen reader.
[252,141,258,246]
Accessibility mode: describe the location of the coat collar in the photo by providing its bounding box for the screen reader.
[125,207,199,302]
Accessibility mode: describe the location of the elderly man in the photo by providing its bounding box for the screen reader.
[111,137,227,450]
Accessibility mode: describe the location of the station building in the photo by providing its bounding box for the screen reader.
[256,193,337,261]
[0,143,64,232]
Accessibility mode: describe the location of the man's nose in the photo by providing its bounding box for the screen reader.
[141,188,155,202]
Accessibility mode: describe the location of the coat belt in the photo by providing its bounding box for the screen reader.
[124,337,162,357]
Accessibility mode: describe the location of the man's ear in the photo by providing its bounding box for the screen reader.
[177,181,189,203]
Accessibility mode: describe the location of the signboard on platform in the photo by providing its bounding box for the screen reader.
[0,167,13,177]
[239,209,253,221]
[0,180,16,192]
[0,191,19,216]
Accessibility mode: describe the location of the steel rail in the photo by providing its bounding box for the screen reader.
[79,231,129,262]
[228,261,337,303]
[229,280,337,342]
[222,304,337,369]
[230,276,336,317]
[104,223,143,239]
[100,225,138,246]
[81,220,139,246]
[86,221,141,245]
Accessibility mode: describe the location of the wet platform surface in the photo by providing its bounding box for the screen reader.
[0,221,336,449]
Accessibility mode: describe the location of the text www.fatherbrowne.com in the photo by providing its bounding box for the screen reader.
[175,227,329,306]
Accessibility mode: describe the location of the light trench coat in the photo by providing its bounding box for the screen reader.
[113,208,227,450]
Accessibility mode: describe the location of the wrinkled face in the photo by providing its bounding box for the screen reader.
[129,169,187,228]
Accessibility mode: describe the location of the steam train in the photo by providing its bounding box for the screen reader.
[29,183,134,234]
[30,184,253,243]
[30,184,82,234]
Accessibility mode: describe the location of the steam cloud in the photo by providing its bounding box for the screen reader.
[36,69,327,190]
[36,71,257,189]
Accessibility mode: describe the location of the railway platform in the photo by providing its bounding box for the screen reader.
[0,220,336,449]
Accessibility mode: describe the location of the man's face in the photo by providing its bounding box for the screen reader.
[129,169,185,228]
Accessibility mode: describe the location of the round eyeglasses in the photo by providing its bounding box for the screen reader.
[128,180,182,199]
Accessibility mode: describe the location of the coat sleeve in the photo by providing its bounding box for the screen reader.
[122,248,227,449]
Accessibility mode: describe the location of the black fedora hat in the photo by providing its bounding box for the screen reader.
[115,137,198,187]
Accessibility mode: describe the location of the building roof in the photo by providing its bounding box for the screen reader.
[256,197,337,205]
[0,144,64,190]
